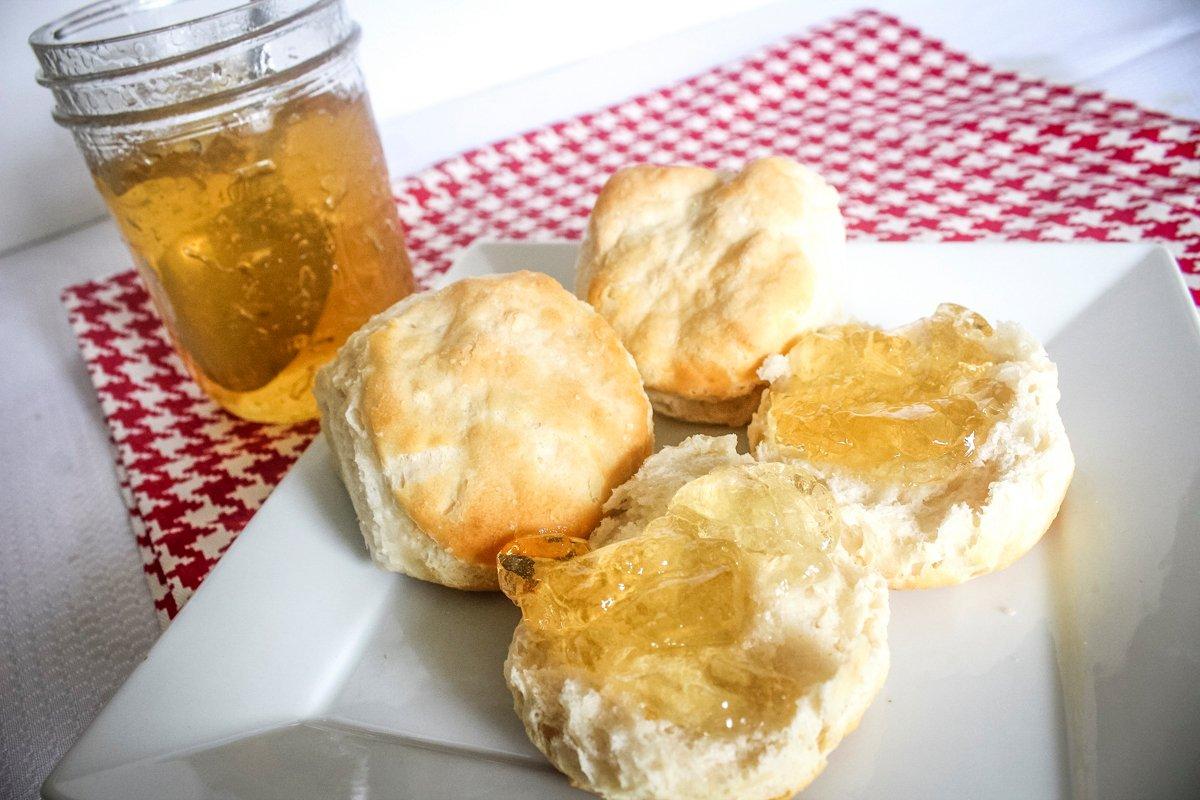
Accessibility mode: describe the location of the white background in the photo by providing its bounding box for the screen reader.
[1,1,1198,799]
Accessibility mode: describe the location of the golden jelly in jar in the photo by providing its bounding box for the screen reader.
[761,304,1015,483]
[33,0,414,424]
[498,463,843,737]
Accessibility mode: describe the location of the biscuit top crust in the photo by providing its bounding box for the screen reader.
[361,271,653,566]
[577,157,844,402]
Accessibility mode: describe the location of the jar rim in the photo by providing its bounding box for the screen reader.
[30,0,335,83]
[30,0,319,51]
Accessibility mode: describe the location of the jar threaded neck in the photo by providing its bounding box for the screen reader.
[30,0,357,125]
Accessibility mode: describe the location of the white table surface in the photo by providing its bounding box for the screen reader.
[2,2,1198,798]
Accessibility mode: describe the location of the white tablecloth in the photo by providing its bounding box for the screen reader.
[2,1,1198,797]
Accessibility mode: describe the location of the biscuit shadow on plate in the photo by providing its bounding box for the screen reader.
[323,570,541,765]
[653,412,747,452]
[404,577,523,712]
[301,437,374,560]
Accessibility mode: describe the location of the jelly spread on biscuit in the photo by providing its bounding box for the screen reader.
[766,303,1015,483]
[499,464,841,737]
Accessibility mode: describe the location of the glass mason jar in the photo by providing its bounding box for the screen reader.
[31,0,415,423]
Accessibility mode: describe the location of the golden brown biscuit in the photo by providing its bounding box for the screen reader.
[576,157,845,425]
[315,270,654,590]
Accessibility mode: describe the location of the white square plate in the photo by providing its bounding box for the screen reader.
[45,242,1200,800]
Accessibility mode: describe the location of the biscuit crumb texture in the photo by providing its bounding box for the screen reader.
[505,436,889,799]
[315,271,654,590]
[751,311,1075,589]
[756,353,792,384]
[576,158,845,425]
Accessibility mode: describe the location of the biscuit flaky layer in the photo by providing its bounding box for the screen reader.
[315,270,653,589]
[576,157,846,423]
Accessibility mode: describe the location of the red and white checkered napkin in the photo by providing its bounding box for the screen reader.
[63,9,1200,626]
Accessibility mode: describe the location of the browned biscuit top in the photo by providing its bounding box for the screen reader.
[576,157,845,403]
[362,270,653,566]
